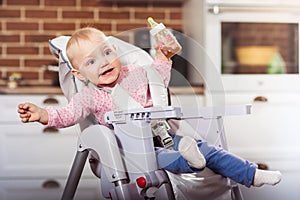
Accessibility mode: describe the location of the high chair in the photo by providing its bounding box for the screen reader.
[49,35,250,200]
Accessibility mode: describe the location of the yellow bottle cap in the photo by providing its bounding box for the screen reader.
[147,17,158,28]
[148,17,165,36]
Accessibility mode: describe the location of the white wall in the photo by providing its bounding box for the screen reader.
[182,0,206,85]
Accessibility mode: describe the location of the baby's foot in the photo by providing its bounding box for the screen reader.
[253,169,282,187]
[178,136,206,169]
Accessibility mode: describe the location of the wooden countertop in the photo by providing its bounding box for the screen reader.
[0,85,204,95]
[169,86,204,95]
[0,86,63,95]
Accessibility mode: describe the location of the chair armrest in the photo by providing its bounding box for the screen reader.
[180,104,252,119]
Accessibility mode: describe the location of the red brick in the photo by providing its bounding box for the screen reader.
[25,58,56,68]
[0,9,20,18]
[99,11,130,20]
[0,34,20,43]
[25,34,55,43]
[7,47,39,55]
[79,22,112,32]
[14,71,39,80]
[44,47,52,56]
[81,1,108,7]
[6,22,38,31]
[44,0,76,6]
[116,23,147,32]
[44,22,75,31]
[135,11,165,21]
[170,12,182,20]
[26,10,57,18]
[7,0,40,6]
[151,2,183,7]
[0,59,19,67]
[164,23,182,32]
[113,2,148,7]
[62,10,94,19]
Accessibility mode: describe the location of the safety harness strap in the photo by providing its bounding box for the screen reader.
[109,66,174,150]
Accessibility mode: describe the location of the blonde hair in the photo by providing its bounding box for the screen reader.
[66,27,107,68]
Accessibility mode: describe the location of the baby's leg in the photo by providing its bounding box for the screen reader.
[198,141,281,187]
[253,169,282,187]
[155,147,198,174]
[178,136,206,169]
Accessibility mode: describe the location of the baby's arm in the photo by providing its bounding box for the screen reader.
[151,42,175,87]
[18,103,48,125]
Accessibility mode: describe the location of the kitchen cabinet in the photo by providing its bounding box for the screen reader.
[219,92,300,200]
[0,95,101,200]
[0,179,100,200]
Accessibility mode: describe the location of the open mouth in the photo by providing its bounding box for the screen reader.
[100,68,114,76]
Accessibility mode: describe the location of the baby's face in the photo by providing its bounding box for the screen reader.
[72,38,122,87]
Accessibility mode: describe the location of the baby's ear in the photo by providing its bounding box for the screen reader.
[71,69,85,81]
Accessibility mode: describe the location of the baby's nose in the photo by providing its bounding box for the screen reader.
[100,61,109,68]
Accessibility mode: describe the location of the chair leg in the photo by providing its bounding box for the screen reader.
[217,116,244,200]
[231,184,244,200]
[61,150,89,200]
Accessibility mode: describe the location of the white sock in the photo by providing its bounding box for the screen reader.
[253,169,282,187]
[178,136,206,169]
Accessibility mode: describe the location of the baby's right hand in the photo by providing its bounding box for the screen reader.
[154,43,170,61]
[18,103,48,124]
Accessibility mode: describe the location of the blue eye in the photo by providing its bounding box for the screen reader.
[88,59,95,65]
[104,49,112,56]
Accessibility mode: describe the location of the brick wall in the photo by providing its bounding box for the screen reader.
[0,0,183,86]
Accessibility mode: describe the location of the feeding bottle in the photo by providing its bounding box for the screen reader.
[147,17,182,59]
